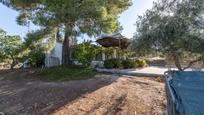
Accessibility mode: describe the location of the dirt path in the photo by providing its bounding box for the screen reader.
[0,69,166,115]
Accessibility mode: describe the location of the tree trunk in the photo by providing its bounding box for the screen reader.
[10,54,18,70]
[10,58,17,70]
[172,52,183,71]
[62,32,72,65]
[11,62,15,70]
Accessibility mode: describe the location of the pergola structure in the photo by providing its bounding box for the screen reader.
[96,33,131,60]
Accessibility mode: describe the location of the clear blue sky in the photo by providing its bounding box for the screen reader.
[0,0,155,39]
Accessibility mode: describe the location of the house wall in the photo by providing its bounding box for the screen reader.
[50,41,62,64]
[45,41,62,67]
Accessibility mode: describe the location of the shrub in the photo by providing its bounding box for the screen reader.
[104,59,148,69]
[121,60,136,69]
[104,59,122,69]
[135,59,148,67]
[73,42,100,67]
[27,47,45,67]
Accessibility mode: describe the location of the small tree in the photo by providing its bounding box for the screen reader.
[0,29,24,69]
[73,42,99,67]
[133,0,204,71]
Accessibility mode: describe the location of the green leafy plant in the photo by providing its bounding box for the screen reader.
[135,59,148,68]
[104,59,148,69]
[121,59,148,69]
[121,60,136,69]
[73,42,100,67]
[0,28,25,69]
[27,47,45,67]
[104,59,122,69]
[103,47,114,58]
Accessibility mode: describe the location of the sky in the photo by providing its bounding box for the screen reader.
[0,0,155,39]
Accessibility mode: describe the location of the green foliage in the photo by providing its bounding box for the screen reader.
[1,0,132,64]
[104,59,148,69]
[135,59,148,68]
[73,41,100,66]
[38,65,96,81]
[104,59,122,69]
[1,0,131,57]
[101,47,133,60]
[121,59,148,69]
[27,47,45,67]
[121,60,136,69]
[133,0,204,70]
[56,29,63,43]
[103,47,114,57]
[25,28,56,50]
[0,28,24,68]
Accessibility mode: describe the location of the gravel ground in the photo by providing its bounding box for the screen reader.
[0,69,166,115]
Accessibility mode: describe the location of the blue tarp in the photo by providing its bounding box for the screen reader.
[170,71,204,115]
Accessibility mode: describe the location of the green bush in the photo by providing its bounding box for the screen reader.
[104,59,148,69]
[73,41,100,67]
[104,59,122,69]
[135,59,148,67]
[27,47,45,67]
[121,60,136,69]
[121,59,148,69]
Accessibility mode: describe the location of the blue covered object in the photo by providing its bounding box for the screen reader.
[169,71,204,115]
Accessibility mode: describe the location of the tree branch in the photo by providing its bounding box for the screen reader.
[183,56,203,70]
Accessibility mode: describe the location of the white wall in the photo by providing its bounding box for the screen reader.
[49,41,62,64]
[45,41,62,67]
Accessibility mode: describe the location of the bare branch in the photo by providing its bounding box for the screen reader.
[183,56,203,70]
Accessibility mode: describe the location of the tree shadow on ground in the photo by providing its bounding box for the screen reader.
[0,69,119,115]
